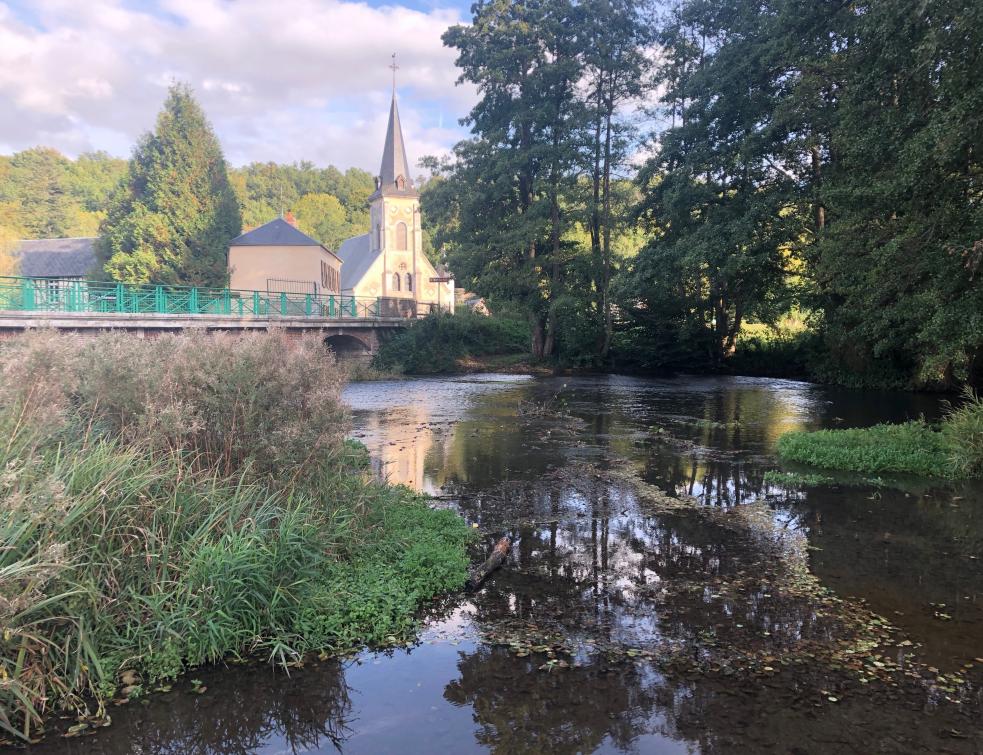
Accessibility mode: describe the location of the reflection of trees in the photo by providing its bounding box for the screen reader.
[797,484,983,664]
[444,646,670,754]
[55,662,353,755]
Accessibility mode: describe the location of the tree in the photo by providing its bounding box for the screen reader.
[623,0,803,368]
[6,148,78,238]
[99,84,241,286]
[806,0,983,387]
[294,192,350,250]
[439,0,592,359]
[581,0,652,356]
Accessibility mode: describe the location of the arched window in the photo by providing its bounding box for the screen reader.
[406,273,413,292]
[395,222,408,250]
[396,175,405,191]
[392,273,401,292]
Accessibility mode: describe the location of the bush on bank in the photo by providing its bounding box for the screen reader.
[775,389,983,478]
[0,332,471,742]
[373,310,530,374]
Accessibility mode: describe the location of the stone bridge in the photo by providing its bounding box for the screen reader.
[0,311,406,355]
[0,277,427,356]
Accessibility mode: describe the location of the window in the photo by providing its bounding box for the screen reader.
[395,222,407,250]
[406,273,413,292]
[392,273,401,292]
[321,261,329,289]
[396,175,405,191]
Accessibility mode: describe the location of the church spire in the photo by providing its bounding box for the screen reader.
[375,54,415,197]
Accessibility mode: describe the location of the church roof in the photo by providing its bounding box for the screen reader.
[371,93,417,199]
[337,233,381,290]
[229,218,323,247]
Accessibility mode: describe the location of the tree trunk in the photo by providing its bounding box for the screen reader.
[811,143,825,231]
[600,88,615,358]
[467,537,511,589]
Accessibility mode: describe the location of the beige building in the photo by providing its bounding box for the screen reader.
[228,216,341,295]
[337,90,454,316]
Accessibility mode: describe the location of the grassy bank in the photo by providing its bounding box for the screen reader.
[0,332,471,742]
[775,390,983,478]
[373,310,530,374]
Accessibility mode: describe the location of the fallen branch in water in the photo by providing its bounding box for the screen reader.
[467,537,511,589]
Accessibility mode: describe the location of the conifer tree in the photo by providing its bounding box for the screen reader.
[99,84,241,286]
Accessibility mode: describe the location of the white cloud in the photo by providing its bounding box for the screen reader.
[0,0,476,171]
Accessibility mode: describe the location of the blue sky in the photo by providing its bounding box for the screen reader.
[0,0,479,172]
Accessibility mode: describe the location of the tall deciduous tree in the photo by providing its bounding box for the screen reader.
[626,0,800,368]
[581,0,652,357]
[99,84,241,286]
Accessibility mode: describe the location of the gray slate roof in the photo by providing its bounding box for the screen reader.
[336,233,381,291]
[14,237,97,278]
[229,218,324,247]
[371,94,418,200]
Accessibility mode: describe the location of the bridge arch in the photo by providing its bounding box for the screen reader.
[325,333,372,356]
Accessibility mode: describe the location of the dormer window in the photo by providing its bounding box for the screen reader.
[396,175,405,191]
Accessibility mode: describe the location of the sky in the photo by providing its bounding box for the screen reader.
[0,0,479,173]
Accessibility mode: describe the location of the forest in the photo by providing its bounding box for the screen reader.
[1,0,981,390]
[424,0,982,390]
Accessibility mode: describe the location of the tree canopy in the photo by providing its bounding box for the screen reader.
[98,84,242,286]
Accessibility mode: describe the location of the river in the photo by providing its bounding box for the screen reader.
[45,374,982,753]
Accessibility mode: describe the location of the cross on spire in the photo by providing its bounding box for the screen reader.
[389,53,399,94]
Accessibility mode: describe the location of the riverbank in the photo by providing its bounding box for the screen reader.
[0,332,472,744]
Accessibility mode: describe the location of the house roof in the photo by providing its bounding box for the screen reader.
[229,218,324,248]
[14,237,97,278]
[336,233,381,291]
[370,93,418,200]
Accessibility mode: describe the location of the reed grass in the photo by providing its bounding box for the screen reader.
[0,332,471,742]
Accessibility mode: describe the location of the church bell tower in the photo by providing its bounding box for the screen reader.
[369,55,422,299]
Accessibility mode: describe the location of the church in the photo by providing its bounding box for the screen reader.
[336,87,454,316]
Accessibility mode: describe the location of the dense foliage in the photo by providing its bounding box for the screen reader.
[429,0,651,361]
[424,0,983,387]
[97,84,242,286]
[374,310,531,374]
[622,0,983,387]
[0,332,471,741]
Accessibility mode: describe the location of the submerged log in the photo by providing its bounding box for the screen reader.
[467,537,511,589]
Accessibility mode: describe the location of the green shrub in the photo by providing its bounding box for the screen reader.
[373,310,530,374]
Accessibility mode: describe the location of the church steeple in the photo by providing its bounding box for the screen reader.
[374,57,416,198]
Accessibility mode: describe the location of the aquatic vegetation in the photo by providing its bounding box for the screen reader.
[0,332,471,742]
[775,421,957,477]
[777,393,983,479]
[762,470,834,488]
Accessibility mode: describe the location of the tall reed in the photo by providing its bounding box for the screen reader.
[0,332,470,742]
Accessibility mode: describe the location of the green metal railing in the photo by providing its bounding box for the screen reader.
[0,277,382,319]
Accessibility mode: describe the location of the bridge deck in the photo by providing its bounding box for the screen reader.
[0,311,407,330]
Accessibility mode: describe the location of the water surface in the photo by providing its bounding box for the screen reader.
[44,374,983,754]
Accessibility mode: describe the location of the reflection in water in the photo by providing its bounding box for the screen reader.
[41,374,983,754]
